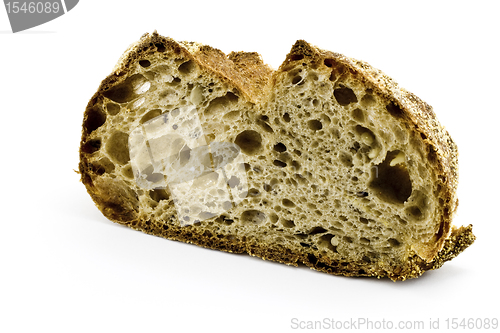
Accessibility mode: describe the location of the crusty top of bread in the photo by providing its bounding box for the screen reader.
[79,32,473,281]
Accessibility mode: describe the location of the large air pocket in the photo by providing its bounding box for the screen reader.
[369,150,412,204]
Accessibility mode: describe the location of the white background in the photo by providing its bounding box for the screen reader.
[1,1,498,332]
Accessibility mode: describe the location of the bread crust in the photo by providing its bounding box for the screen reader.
[79,32,473,281]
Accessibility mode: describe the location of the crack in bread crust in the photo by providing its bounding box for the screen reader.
[79,32,473,281]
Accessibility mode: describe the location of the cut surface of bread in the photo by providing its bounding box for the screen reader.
[79,32,475,281]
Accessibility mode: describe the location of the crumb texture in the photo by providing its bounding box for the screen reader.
[79,33,473,281]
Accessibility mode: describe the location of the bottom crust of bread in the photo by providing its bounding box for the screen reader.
[113,212,474,281]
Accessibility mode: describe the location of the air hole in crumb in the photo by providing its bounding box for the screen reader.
[339,152,353,167]
[320,113,331,125]
[81,139,101,154]
[292,76,302,85]
[290,54,304,61]
[139,60,151,68]
[140,109,162,124]
[205,92,239,116]
[257,117,274,133]
[282,219,295,228]
[223,111,241,121]
[324,59,334,67]
[343,236,353,243]
[307,119,323,131]
[234,130,262,155]
[397,217,408,225]
[386,102,404,118]
[178,60,196,74]
[106,103,120,116]
[359,217,369,224]
[291,160,301,171]
[318,234,336,252]
[308,72,319,81]
[273,160,287,168]
[122,165,133,179]
[406,205,422,219]
[155,43,166,52]
[294,174,308,186]
[334,86,358,106]
[106,131,130,165]
[273,142,287,153]
[361,94,376,107]
[369,150,412,204]
[247,188,260,197]
[388,238,401,247]
[149,189,170,202]
[241,210,266,225]
[308,226,327,235]
[282,199,295,207]
[355,125,376,146]
[103,74,147,103]
[283,112,291,122]
[329,71,336,82]
[352,108,364,123]
[222,217,234,225]
[360,237,371,245]
[84,107,106,134]
[427,145,437,163]
[92,157,115,175]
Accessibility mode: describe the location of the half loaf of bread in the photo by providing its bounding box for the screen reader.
[79,32,475,281]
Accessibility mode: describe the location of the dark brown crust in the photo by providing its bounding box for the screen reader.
[404,224,475,279]
[107,217,475,282]
[79,32,473,281]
